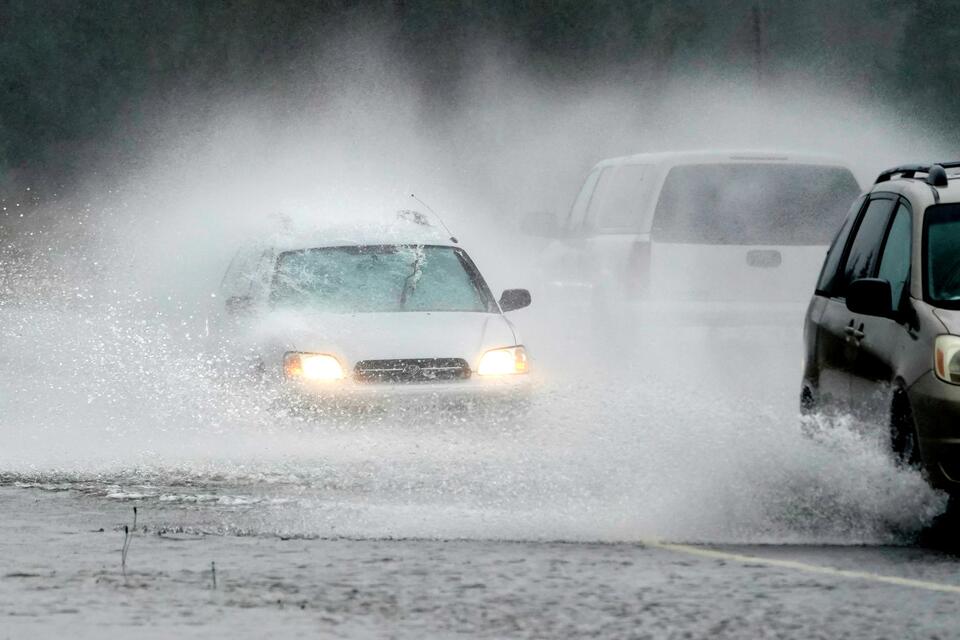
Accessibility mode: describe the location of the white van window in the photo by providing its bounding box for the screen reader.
[652,163,861,245]
[565,169,601,233]
[584,164,652,232]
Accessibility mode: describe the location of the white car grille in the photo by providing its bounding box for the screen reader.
[353,358,471,384]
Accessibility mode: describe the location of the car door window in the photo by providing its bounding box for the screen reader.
[565,169,601,234]
[836,196,897,297]
[876,201,912,309]
[583,164,652,233]
[816,195,866,296]
[221,247,275,299]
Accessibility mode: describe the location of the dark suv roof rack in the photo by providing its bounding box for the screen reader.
[875,162,960,187]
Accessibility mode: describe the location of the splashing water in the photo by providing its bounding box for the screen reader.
[0,61,950,545]
[0,246,945,545]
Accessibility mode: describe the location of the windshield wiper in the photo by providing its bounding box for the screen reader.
[399,246,425,306]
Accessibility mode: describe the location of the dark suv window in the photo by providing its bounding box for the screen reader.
[834,196,897,297]
[816,195,865,295]
[876,202,912,308]
[924,203,960,306]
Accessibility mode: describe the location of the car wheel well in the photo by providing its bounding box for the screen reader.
[890,386,922,469]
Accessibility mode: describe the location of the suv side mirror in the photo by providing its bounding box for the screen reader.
[499,288,531,312]
[226,294,254,315]
[520,211,561,238]
[846,278,894,317]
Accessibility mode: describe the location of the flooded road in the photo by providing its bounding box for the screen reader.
[2,268,955,636]
[4,486,960,639]
[6,3,960,636]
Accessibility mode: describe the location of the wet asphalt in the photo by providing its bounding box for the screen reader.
[3,486,960,639]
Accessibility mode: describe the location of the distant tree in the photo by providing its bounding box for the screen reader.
[894,0,960,132]
[0,0,957,190]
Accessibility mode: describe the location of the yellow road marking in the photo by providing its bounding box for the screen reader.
[645,540,960,595]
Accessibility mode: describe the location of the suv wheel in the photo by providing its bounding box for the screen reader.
[890,389,921,469]
[799,386,816,415]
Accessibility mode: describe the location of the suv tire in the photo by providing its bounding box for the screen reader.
[890,389,921,469]
[799,386,816,415]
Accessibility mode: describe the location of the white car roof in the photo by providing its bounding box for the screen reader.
[593,149,854,170]
[266,212,459,253]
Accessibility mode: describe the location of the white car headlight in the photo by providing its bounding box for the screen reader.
[477,346,528,376]
[283,352,345,382]
[935,335,960,385]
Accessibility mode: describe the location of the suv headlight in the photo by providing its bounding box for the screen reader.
[477,346,528,376]
[283,352,345,381]
[934,336,960,385]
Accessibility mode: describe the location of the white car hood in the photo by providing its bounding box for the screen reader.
[248,310,519,368]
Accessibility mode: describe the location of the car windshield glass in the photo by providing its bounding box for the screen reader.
[651,163,861,244]
[270,245,492,313]
[925,204,960,304]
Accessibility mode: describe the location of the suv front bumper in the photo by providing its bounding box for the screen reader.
[909,371,960,489]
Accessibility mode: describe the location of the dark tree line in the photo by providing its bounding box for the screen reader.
[0,0,954,190]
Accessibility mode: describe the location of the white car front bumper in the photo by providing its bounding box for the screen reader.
[280,375,533,413]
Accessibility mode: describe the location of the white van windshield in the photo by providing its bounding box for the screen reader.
[652,163,861,245]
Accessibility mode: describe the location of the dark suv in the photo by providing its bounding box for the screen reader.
[802,162,960,490]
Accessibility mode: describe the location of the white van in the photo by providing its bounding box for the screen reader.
[527,150,861,326]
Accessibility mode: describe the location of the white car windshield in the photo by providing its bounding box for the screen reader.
[269,245,494,313]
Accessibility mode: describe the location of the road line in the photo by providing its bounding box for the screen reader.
[645,540,960,594]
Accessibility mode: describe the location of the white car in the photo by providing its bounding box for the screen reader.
[217,213,532,413]
[526,150,862,326]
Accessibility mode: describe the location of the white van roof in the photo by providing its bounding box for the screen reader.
[593,149,853,170]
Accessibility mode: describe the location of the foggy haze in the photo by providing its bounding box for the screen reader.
[0,25,949,545]
[9,5,960,636]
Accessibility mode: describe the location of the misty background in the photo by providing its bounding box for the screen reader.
[0,0,952,544]
[1,1,956,207]
[2,0,953,392]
